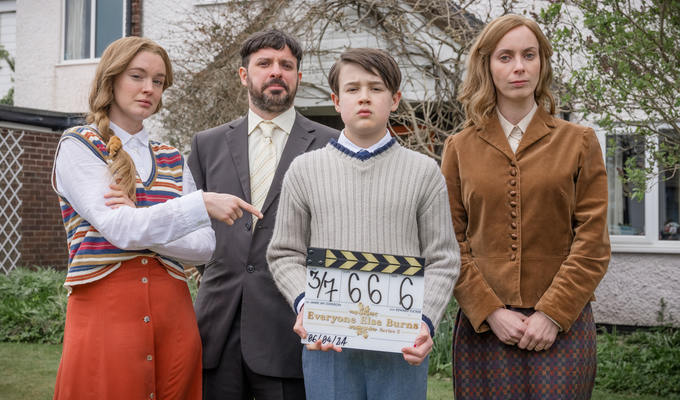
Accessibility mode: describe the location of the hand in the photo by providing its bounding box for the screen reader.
[202,192,263,225]
[104,184,136,209]
[486,308,527,346]
[293,307,342,352]
[517,311,559,352]
[401,323,432,366]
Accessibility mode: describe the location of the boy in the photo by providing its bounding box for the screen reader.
[267,48,460,399]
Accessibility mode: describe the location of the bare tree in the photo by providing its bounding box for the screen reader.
[161,0,494,158]
[160,1,290,151]
[161,0,573,162]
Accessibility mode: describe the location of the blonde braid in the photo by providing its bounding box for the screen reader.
[88,110,138,201]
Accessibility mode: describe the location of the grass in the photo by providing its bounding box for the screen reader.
[0,342,62,400]
[427,377,669,400]
[426,375,676,400]
[1,341,677,400]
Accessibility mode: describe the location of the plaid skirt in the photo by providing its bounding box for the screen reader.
[453,303,596,400]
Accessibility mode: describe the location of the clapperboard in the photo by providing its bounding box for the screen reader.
[302,247,425,353]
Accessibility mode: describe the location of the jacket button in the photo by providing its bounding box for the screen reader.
[246,265,255,273]
[511,244,518,250]
[511,254,516,261]
[245,221,252,231]
[511,222,517,229]
[511,211,517,218]
[510,201,517,207]
[510,168,517,176]
[510,179,516,186]
[511,233,518,240]
[509,190,517,197]
[510,161,516,167]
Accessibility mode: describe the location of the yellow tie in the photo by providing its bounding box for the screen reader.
[251,121,277,226]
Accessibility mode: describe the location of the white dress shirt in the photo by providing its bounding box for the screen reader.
[497,103,538,153]
[53,122,215,266]
[337,130,393,153]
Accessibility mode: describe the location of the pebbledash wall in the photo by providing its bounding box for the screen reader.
[592,254,680,327]
[0,105,83,271]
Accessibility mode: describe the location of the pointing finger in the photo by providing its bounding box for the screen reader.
[237,198,263,219]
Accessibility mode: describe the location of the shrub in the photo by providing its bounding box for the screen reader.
[596,327,680,397]
[0,267,68,344]
[429,297,458,377]
[0,267,201,344]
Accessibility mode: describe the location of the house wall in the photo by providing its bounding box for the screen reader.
[593,253,679,327]
[15,0,94,113]
[17,127,68,267]
[1,124,68,269]
[0,0,16,100]
[15,0,145,113]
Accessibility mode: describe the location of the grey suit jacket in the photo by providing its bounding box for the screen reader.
[188,112,338,377]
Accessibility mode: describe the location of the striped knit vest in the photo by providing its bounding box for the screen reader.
[57,126,186,287]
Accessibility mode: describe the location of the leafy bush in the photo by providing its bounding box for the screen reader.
[597,327,680,398]
[429,297,458,377]
[0,267,201,345]
[0,267,67,344]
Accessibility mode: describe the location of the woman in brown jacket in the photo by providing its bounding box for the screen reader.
[441,14,610,399]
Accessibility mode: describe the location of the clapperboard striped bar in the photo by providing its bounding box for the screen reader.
[306,247,425,277]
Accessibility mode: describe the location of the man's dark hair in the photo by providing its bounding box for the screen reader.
[328,48,402,96]
[240,30,303,70]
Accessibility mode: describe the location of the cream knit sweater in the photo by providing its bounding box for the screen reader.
[267,140,460,329]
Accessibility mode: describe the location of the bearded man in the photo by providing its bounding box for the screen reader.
[188,30,338,400]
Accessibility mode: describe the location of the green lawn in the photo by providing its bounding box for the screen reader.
[0,342,674,400]
[426,375,674,400]
[0,342,62,400]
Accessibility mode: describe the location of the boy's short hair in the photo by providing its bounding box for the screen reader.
[240,29,303,70]
[328,48,402,95]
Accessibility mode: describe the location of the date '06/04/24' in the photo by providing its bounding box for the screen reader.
[303,248,425,354]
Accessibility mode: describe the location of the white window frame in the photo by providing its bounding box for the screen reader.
[596,128,680,254]
[60,0,127,65]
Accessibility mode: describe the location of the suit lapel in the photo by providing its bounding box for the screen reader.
[224,117,251,202]
[477,114,515,160]
[515,107,555,156]
[260,113,316,215]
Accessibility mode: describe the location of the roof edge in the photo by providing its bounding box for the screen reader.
[0,104,86,131]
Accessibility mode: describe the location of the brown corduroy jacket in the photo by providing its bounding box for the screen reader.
[441,107,610,332]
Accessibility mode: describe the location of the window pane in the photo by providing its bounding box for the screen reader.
[606,134,645,235]
[95,0,123,58]
[659,172,680,240]
[64,0,91,60]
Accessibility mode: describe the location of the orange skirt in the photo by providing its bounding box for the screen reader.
[54,256,201,400]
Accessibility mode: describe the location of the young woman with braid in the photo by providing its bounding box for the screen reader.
[51,37,261,400]
[441,15,610,399]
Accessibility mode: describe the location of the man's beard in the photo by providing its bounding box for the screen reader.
[248,77,298,114]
